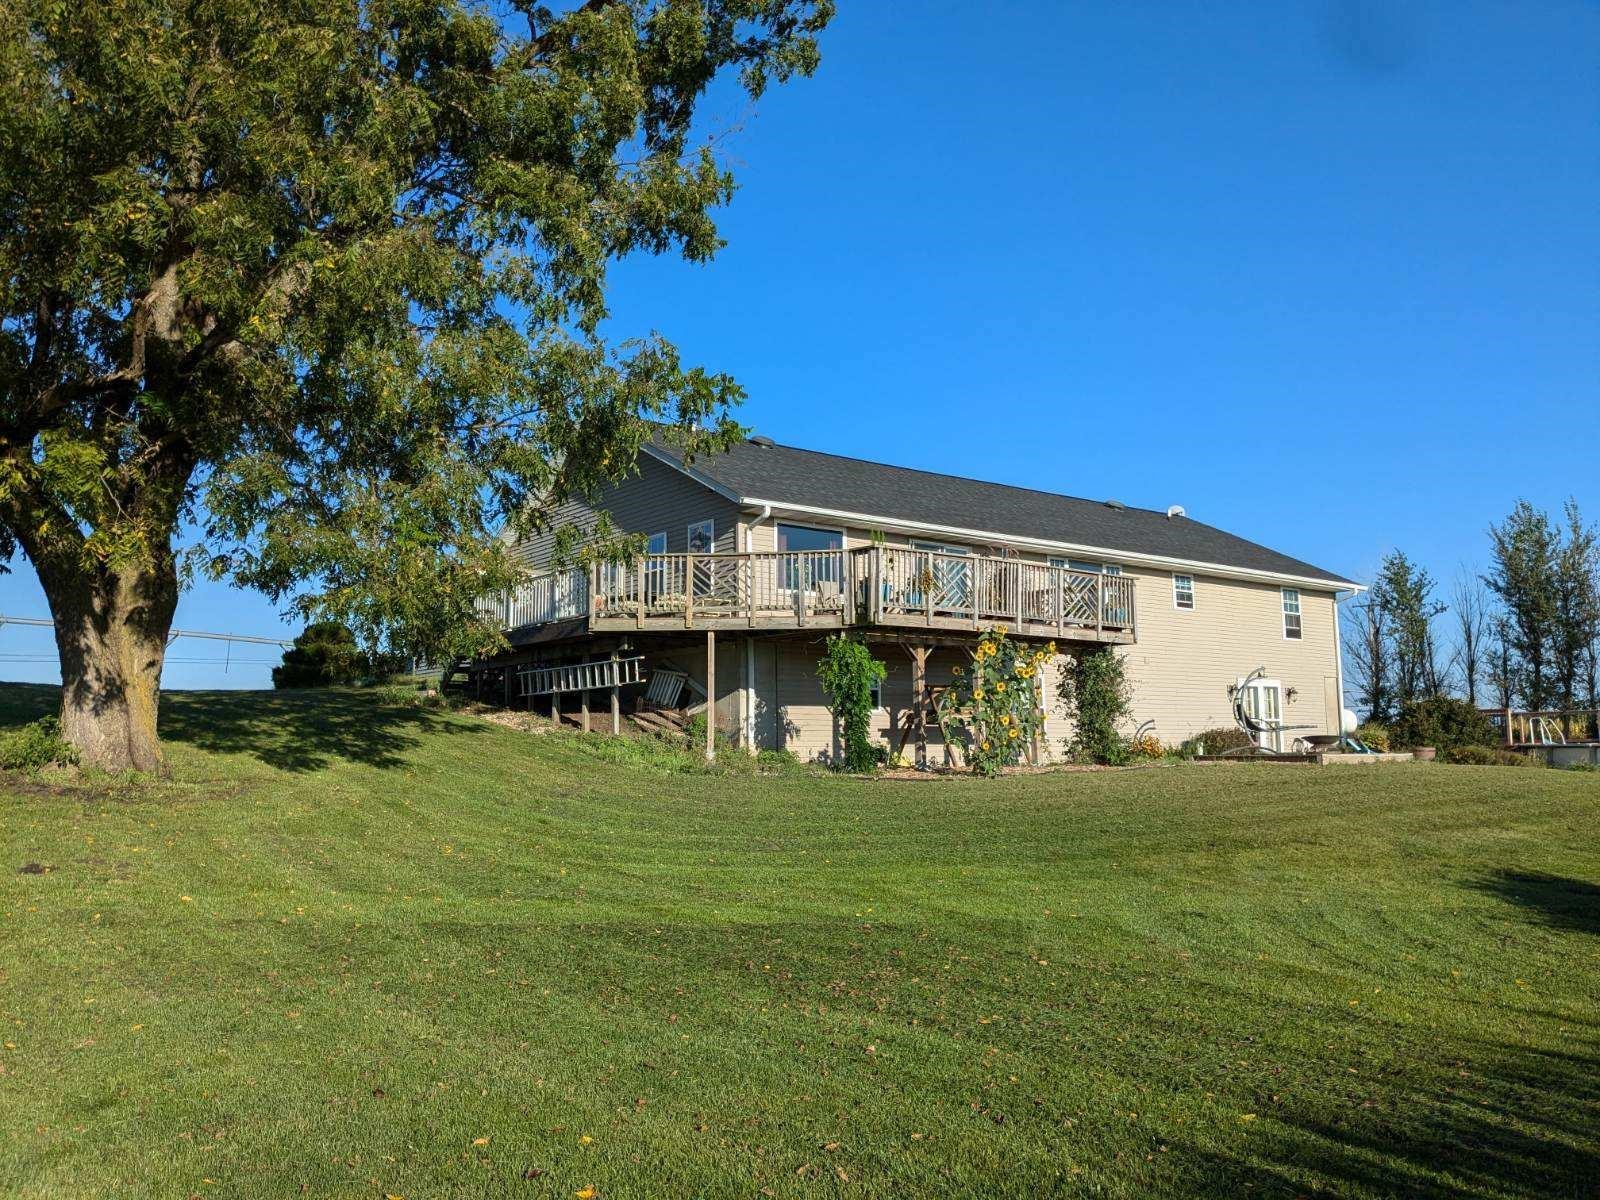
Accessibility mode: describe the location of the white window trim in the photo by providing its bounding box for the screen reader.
[776,521,848,551]
[687,518,716,554]
[1282,587,1303,640]
[1172,572,1195,611]
[1053,557,1122,576]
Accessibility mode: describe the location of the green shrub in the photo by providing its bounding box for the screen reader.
[1057,646,1131,766]
[1388,697,1498,753]
[1566,762,1599,774]
[0,717,78,771]
[273,622,371,688]
[1441,744,1532,767]
[1354,722,1391,752]
[1183,727,1254,756]
[817,635,887,773]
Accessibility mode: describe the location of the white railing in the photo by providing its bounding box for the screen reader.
[482,567,588,629]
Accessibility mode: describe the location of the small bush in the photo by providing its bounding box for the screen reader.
[1566,762,1599,774]
[273,622,371,688]
[1388,697,1498,753]
[0,717,78,771]
[1440,744,1532,767]
[1184,727,1254,756]
[1127,733,1164,760]
[1354,722,1391,752]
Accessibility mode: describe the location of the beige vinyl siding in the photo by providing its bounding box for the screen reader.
[772,639,967,763]
[1112,568,1341,747]
[762,572,1340,762]
[511,453,742,569]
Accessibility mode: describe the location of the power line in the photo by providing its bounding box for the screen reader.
[0,614,294,649]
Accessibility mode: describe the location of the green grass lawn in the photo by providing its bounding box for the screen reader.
[1,683,1597,1199]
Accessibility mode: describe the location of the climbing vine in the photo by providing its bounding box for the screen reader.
[1057,647,1133,764]
[817,635,888,773]
[936,628,1051,776]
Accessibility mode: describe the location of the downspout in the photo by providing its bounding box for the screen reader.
[1333,588,1350,746]
[744,503,772,749]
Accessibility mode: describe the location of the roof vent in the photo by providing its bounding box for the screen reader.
[1103,498,1125,511]
[748,435,775,448]
[1167,504,1186,519]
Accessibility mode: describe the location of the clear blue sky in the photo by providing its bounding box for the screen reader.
[3,0,1596,688]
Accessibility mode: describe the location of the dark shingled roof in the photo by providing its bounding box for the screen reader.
[652,435,1355,587]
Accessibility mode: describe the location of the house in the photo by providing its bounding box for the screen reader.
[470,433,1362,763]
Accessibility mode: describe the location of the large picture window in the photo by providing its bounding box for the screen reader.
[778,523,843,588]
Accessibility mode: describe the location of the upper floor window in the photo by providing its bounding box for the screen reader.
[1282,587,1302,639]
[687,519,715,554]
[1173,573,1195,610]
[646,531,667,555]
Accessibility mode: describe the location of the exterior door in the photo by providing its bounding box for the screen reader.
[1242,679,1284,751]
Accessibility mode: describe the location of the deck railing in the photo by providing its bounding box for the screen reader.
[481,566,588,629]
[865,547,1134,633]
[492,548,1135,638]
[592,549,849,624]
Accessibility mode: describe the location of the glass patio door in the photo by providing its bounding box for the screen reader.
[1242,680,1284,751]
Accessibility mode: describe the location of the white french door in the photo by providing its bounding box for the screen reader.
[1242,679,1284,751]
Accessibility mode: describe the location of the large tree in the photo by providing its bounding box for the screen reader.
[0,0,831,770]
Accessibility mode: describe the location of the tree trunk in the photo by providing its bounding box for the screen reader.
[42,556,178,774]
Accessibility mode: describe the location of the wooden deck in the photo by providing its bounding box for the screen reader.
[482,548,1136,644]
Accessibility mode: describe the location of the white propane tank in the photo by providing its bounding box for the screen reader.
[1341,707,1360,735]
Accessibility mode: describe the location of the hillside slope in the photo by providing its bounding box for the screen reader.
[1,685,1597,1198]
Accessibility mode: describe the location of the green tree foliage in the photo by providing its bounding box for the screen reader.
[272,622,370,690]
[1372,551,1445,711]
[1387,696,1498,754]
[1486,502,1561,710]
[0,0,832,769]
[816,635,886,773]
[1552,501,1600,710]
[1056,646,1132,766]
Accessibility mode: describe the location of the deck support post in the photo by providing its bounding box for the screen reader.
[503,663,514,709]
[909,643,930,768]
[580,689,590,733]
[705,629,717,762]
[610,650,621,734]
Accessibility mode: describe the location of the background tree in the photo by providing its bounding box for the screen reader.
[1551,500,1599,713]
[0,0,832,770]
[1485,501,1560,709]
[1343,593,1391,721]
[1449,570,1490,708]
[1486,616,1516,711]
[1372,551,1445,707]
